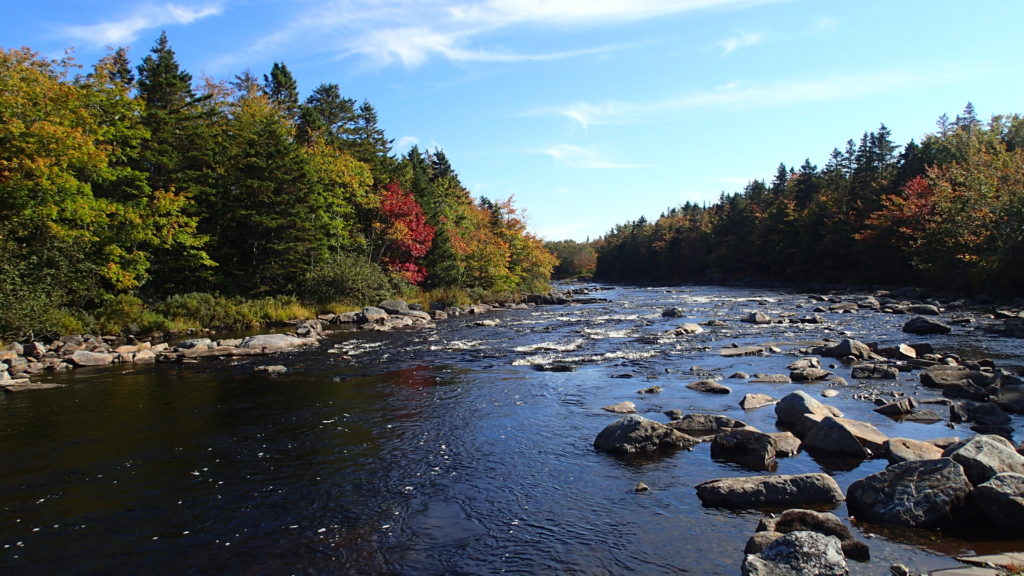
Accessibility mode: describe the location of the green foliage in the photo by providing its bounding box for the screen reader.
[301,251,398,305]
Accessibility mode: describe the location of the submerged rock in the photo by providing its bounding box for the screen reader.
[686,379,731,394]
[711,428,777,471]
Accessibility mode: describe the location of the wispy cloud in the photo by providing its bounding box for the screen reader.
[62,2,223,46]
[539,144,652,169]
[811,17,839,34]
[540,70,926,128]
[717,30,765,55]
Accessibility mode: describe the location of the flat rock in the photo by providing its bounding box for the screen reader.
[751,374,791,384]
[769,432,802,457]
[790,367,832,382]
[672,323,704,335]
[69,350,114,367]
[803,416,888,459]
[886,437,944,464]
[602,401,637,414]
[594,415,699,455]
[687,379,731,394]
[667,413,748,435]
[847,458,972,528]
[238,334,317,352]
[775,391,842,437]
[943,434,1024,485]
[851,363,899,379]
[874,397,918,416]
[741,393,777,410]
[720,346,766,357]
[696,473,844,509]
[742,311,772,324]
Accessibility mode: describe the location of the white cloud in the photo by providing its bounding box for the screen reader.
[812,17,839,34]
[394,135,420,152]
[62,2,223,46]
[539,144,652,169]
[717,30,765,55]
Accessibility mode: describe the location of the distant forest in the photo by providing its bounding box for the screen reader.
[576,104,1024,296]
[1,34,555,337]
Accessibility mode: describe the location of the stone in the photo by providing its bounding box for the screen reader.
[636,385,662,394]
[687,379,731,394]
[730,372,751,379]
[68,350,114,367]
[696,473,844,508]
[904,304,941,315]
[133,349,157,364]
[177,338,214,349]
[672,323,704,335]
[874,397,918,416]
[666,413,748,435]
[593,415,699,455]
[787,357,821,370]
[720,346,767,357]
[815,338,874,361]
[254,365,287,374]
[790,367,832,382]
[970,473,1024,530]
[851,363,899,380]
[750,374,791,384]
[769,432,802,457]
[634,482,651,493]
[741,393,777,410]
[741,531,847,576]
[846,458,972,528]
[661,307,684,317]
[961,402,1011,426]
[886,437,944,464]
[361,306,389,323]
[756,509,870,561]
[775,391,841,437]
[943,435,1024,485]
[238,334,317,352]
[802,416,888,459]
[378,299,410,315]
[903,316,952,335]
[711,428,777,471]
[742,311,772,324]
[601,401,637,414]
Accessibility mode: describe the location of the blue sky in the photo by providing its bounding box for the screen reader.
[4,1,1023,241]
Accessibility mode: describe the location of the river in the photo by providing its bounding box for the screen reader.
[2,285,1022,575]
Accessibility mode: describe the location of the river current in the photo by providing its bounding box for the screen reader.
[2,285,1022,575]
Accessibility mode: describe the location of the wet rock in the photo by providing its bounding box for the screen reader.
[239,334,318,352]
[741,393,777,410]
[661,307,684,318]
[787,357,821,370]
[378,299,410,315]
[802,416,888,459]
[886,437,944,464]
[177,338,214,349]
[903,316,952,335]
[593,415,699,455]
[851,363,899,380]
[751,374,792,384]
[472,319,501,327]
[636,385,662,394]
[741,531,847,576]
[755,509,870,561]
[742,311,772,324]
[602,401,637,414]
[847,458,972,528]
[943,435,1024,485]
[720,345,766,357]
[874,397,918,416]
[730,372,751,379]
[667,413,748,435]
[254,365,287,374]
[814,338,875,361]
[775,391,842,437]
[970,473,1024,530]
[769,432,802,457]
[672,323,704,335]
[663,409,684,421]
[69,350,114,367]
[711,428,777,471]
[133,349,157,363]
[534,363,576,372]
[790,367,832,382]
[696,473,844,509]
[686,379,731,394]
[961,401,1011,426]
[704,320,730,327]
[634,482,651,493]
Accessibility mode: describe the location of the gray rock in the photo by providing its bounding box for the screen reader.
[971,473,1024,530]
[962,402,1011,426]
[696,473,844,508]
[943,434,1024,485]
[802,416,888,459]
[847,458,972,528]
[672,323,704,335]
[593,415,699,455]
[238,334,317,352]
[904,304,941,315]
[756,509,869,561]
[177,338,214,349]
[687,379,731,394]
[741,531,848,576]
[666,413,748,435]
[361,306,389,323]
[769,432,802,457]
[903,316,952,335]
[661,307,684,318]
[851,363,899,380]
[378,299,410,315]
[775,391,842,437]
[711,428,777,471]
[886,437,945,464]
[741,393,777,410]
[742,311,772,324]
[874,397,918,416]
[69,350,114,367]
[601,401,637,414]
[815,338,874,361]
[750,374,792,384]
[787,357,821,370]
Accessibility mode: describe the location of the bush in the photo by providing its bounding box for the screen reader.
[302,251,398,305]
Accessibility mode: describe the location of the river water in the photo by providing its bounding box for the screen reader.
[2,285,1022,575]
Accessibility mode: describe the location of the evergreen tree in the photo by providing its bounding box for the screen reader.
[263,61,299,119]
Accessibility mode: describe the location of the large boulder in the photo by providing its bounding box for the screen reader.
[885,438,944,464]
[378,299,410,315]
[942,434,1024,485]
[903,316,951,335]
[593,415,698,455]
[238,334,317,352]
[741,531,848,576]
[815,338,874,361]
[851,363,900,380]
[69,350,114,367]
[666,413,748,436]
[710,428,777,471]
[846,458,972,528]
[754,509,869,561]
[970,472,1024,531]
[775,391,842,437]
[802,416,888,459]
[696,473,844,509]
[741,311,772,324]
[360,306,389,323]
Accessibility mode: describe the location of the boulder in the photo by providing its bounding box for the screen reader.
[851,363,899,380]
[755,509,869,561]
[686,379,731,394]
[741,531,847,576]
[238,334,317,352]
[787,357,821,370]
[601,401,637,414]
[961,402,1011,426]
[696,473,844,508]
[133,349,157,364]
[874,397,918,416]
[666,413,748,436]
[742,311,772,324]
[903,316,951,335]
[661,307,685,318]
[790,367,832,382]
[672,323,704,335]
[802,416,888,459]
[711,428,777,471]
[775,391,842,437]
[361,306,389,323]
[769,432,802,457]
[846,458,972,528]
[815,338,874,361]
[942,435,1024,485]
[378,299,410,315]
[593,415,699,455]
[885,438,945,465]
[750,374,792,383]
[69,350,114,367]
[970,473,1024,530]
[741,393,777,410]
[177,338,214,349]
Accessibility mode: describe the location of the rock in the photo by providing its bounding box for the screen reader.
[846,458,972,528]
[720,346,766,357]
[802,416,888,459]
[741,393,777,410]
[472,319,501,327]
[874,397,918,416]
[904,304,941,315]
[661,307,684,318]
[593,415,699,455]
[886,437,944,464]
[750,374,792,384]
[921,366,998,389]
[634,482,651,493]
[704,319,730,327]
[254,365,287,374]
[741,531,847,576]
[970,473,1024,530]
[943,435,1024,485]
[361,306,389,323]
[961,402,1011,426]
[821,389,839,398]
[756,509,870,561]
[696,473,844,508]
[403,309,433,323]
[68,350,114,367]
[790,367,832,382]
[177,338,214,349]
[672,323,704,335]
[133,349,157,364]
[663,409,684,421]
[744,531,783,555]
[666,413,748,435]
[378,299,410,315]
[238,334,317,352]
[636,385,662,394]
[903,316,952,335]
[775,391,842,437]
[711,428,777,471]
[741,311,772,324]
[768,432,802,457]
[602,401,637,414]
[687,379,731,394]
[730,372,751,379]
[431,310,449,320]
[851,363,899,380]
[787,357,821,370]
[815,338,875,361]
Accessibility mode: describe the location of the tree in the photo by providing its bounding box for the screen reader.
[372,182,434,284]
[263,61,299,120]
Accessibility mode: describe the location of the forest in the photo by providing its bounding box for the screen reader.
[591,104,1024,297]
[0,34,556,339]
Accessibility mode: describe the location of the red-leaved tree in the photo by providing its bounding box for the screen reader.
[374,182,434,284]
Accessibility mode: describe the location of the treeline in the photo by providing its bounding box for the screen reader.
[0,34,554,338]
[594,104,1024,296]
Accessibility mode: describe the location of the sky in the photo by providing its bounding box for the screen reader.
[4,1,1023,241]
